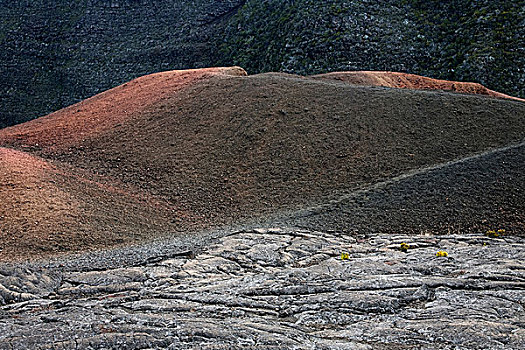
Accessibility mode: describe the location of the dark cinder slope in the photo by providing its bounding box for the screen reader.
[280,142,525,236]
[57,73,525,221]
[1,68,524,260]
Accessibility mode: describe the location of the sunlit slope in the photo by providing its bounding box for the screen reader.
[313,71,525,102]
[0,147,185,260]
[0,67,247,149]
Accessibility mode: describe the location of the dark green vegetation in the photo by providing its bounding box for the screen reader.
[218,0,524,95]
[0,0,242,128]
[1,0,523,128]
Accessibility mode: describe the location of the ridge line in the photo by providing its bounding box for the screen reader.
[290,139,525,219]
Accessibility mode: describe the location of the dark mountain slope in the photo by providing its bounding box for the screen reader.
[280,142,525,236]
[217,0,524,96]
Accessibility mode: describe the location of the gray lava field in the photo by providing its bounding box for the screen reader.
[1,141,524,349]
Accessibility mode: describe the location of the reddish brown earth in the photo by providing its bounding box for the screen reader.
[0,67,247,150]
[0,147,188,260]
[1,68,524,261]
[313,71,525,102]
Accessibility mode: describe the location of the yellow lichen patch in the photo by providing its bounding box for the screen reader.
[341,252,350,260]
[486,229,505,238]
[436,251,448,257]
[400,243,410,252]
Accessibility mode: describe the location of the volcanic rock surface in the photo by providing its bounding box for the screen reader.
[1,226,524,349]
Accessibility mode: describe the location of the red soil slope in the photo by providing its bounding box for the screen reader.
[0,147,185,260]
[1,68,524,260]
[0,67,246,150]
[312,71,525,102]
[0,148,79,249]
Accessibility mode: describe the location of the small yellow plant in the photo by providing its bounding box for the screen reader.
[436,251,448,257]
[486,229,505,238]
[341,252,349,260]
[400,243,410,252]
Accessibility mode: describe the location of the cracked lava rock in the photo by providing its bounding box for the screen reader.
[1,228,524,349]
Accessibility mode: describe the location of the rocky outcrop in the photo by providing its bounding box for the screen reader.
[1,228,524,349]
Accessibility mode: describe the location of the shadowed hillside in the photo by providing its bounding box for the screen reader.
[1,68,524,260]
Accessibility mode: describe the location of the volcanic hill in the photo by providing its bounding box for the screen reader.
[1,67,524,261]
